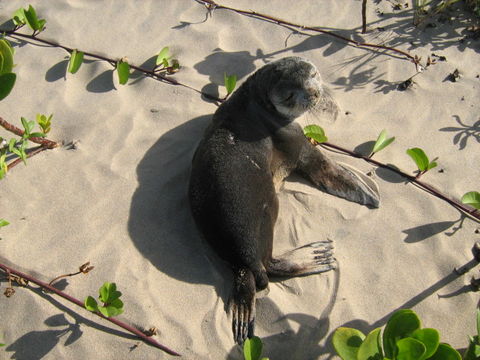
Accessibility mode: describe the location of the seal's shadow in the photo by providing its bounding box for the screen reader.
[127,115,231,299]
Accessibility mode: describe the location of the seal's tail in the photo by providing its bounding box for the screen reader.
[229,267,256,344]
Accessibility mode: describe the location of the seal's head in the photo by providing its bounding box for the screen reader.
[249,57,324,120]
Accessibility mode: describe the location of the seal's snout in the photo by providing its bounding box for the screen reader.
[306,87,320,99]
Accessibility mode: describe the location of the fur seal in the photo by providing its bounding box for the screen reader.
[188,56,379,344]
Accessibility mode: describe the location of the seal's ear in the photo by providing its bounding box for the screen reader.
[318,86,339,122]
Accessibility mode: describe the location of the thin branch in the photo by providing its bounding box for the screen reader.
[194,0,417,64]
[6,146,47,170]
[0,262,181,356]
[362,0,368,34]
[319,142,480,222]
[3,30,223,102]
[0,116,58,149]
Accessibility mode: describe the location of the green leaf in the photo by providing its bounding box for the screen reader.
[36,113,52,134]
[243,336,263,360]
[117,60,130,85]
[8,138,17,153]
[461,191,480,210]
[0,73,16,101]
[411,328,439,359]
[171,59,180,70]
[303,124,328,143]
[0,39,15,75]
[29,132,46,138]
[358,328,383,360]
[84,296,99,312]
[406,148,430,172]
[24,5,40,31]
[99,304,123,317]
[463,336,480,360]
[156,46,169,66]
[372,129,395,155]
[37,19,46,30]
[396,338,426,360]
[0,219,9,227]
[383,309,421,359]
[224,73,237,95]
[68,49,84,74]
[332,327,366,360]
[477,309,480,337]
[99,282,122,303]
[428,343,461,360]
[12,8,27,26]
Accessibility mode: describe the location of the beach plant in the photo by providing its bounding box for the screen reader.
[0,116,51,179]
[155,46,180,74]
[224,73,237,98]
[12,4,46,35]
[243,336,269,360]
[304,124,328,144]
[116,58,130,85]
[84,282,124,317]
[406,147,438,177]
[462,192,480,211]
[332,309,461,360]
[68,49,84,74]
[463,309,480,360]
[0,219,9,228]
[370,129,395,158]
[0,38,16,101]
[36,113,53,135]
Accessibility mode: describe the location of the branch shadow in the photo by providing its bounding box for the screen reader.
[3,286,136,359]
[439,115,480,150]
[402,214,466,243]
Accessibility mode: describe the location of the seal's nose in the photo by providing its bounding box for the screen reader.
[306,87,320,100]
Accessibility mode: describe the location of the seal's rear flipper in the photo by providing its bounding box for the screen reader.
[229,268,256,344]
[266,240,336,277]
[297,146,380,208]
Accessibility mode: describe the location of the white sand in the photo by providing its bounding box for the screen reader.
[1,1,479,359]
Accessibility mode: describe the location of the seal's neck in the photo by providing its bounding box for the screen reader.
[247,96,294,133]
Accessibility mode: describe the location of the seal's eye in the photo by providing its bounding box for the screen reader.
[283,92,294,102]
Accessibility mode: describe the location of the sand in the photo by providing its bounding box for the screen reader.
[0,0,479,359]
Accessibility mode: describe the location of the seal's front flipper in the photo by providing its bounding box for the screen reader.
[266,240,336,277]
[297,146,380,208]
[229,268,256,344]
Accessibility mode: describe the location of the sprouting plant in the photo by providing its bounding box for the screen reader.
[406,147,438,178]
[0,330,5,347]
[36,113,53,135]
[464,309,480,360]
[116,58,130,85]
[84,282,124,317]
[0,38,16,101]
[224,73,237,98]
[243,336,269,360]
[0,219,9,228]
[68,49,84,74]
[154,47,180,74]
[370,129,395,158]
[332,309,462,360]
[12,5,46,35]
[461,191,480,211]
[303,124,328,144]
